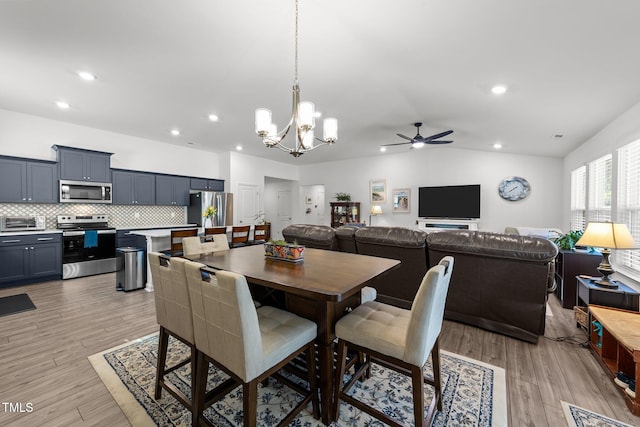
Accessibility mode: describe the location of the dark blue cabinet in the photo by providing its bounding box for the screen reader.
[0,233,62,287]
[0,157,58,203]
[156,175,190,205]
[190,178,224,191]
[53,145,112,182]
[112,170,156,205]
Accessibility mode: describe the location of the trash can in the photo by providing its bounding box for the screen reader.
[116,247,146,291]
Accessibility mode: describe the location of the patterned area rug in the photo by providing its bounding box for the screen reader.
[562,401,635,427]
[89,333,507,426]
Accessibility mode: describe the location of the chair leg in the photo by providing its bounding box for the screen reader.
[243,380,258,427]
[411,364,425,427]
[192,351,208,427]
[305,342,320,419]
[332,339,348,422]
[432,339,443,411]
[155,326,169,399]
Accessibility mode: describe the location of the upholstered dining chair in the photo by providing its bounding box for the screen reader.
[182,236,206,257]
[184,261,319,427]
[148,252,200,412]
[332,256,454,427]
[230,225,251,248]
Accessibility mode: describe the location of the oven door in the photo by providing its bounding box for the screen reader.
[62,229,116,264]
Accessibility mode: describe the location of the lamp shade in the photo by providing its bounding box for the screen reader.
[575,222,637,249]
[255,108,272,134]
[323,117,338,142]
[370,205,383,215]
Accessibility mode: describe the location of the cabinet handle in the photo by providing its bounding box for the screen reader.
[30,247,34,250]
[22,198,26,201]
[2,239,22,243]
[37,237,54,241]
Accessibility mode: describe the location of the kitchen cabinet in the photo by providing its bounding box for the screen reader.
[116,230,147,248]
[0,157,58,203]
[112,170,156,205]
[156,175,190,205]
[190,178,224,191]
[0,233,62,287]
[53,145,112,182]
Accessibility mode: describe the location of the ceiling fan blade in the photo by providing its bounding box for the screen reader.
[381,141,413,147]
[426,140,453,145]
[396,133,414,141]
[422,130,454,142]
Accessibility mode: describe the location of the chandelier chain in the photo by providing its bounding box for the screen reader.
[294,0,299,83]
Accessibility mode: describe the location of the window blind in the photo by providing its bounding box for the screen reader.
[588,154,612,222]
[570,166,586,231]
[616,139,640,278]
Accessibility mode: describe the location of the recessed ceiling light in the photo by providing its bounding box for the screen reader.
[493,142,502,149]
[77,71,97,81]
[491,85,507,95]
[171,129,180,136]
[236,145,243,151]
[380,147,387,152]
[208,114,219,122]
[55,101,70,110]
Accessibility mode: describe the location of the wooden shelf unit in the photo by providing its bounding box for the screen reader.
[589,305,640,416]
[554,249,602,309]
[330,202,360,228]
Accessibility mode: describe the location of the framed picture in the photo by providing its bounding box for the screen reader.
[369,179,386,203]
[392,188,410,213]
[305,194,313,204]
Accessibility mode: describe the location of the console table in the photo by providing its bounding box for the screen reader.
[589,305,640,415]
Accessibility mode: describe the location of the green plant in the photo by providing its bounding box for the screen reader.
[553,230,584,250]
[202,205,217,219]
[335,192,351,201]
[267,239,287,246]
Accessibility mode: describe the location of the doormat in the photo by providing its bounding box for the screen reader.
[0,293,36,317]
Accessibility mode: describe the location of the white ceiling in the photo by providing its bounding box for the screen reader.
[2,0,640,165]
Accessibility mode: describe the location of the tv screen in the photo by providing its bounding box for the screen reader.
[418,185,481,219]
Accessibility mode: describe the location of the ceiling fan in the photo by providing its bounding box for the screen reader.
[382,122,454,149]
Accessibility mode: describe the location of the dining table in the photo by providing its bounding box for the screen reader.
[186,244,400,424]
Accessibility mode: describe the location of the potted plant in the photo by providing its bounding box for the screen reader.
[264,239,305,261]
[552,230,584,251]
[335,192,351,202]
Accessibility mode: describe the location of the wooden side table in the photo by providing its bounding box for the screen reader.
[589,305,640,416]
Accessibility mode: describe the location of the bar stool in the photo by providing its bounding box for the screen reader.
[250,224,270,245]
[167,228,198,256]
[230,225,250,248]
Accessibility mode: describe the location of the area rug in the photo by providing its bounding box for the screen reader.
[562,401,635,427]
[0,293,36,317]
[89,333,507,426]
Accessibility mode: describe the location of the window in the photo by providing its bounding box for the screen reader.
[617,139,640,277]
[587,154,612,222]
[570,166,586,231]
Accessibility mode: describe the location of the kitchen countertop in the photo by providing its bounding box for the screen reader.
[116,224,198,231]
[0,229,63,237]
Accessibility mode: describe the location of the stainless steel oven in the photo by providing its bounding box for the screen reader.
[59,180,112,204]
[57,215,116,279]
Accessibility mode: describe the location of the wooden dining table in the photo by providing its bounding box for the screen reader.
[186,244,400,424]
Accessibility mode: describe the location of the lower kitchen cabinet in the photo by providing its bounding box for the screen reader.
[0,233,62,287]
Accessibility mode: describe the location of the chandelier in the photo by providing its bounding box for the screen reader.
[254,0,338,157]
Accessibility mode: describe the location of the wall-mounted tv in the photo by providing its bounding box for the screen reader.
[418,184,481,219]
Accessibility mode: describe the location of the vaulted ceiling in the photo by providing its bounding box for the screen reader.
[2,0,640,164]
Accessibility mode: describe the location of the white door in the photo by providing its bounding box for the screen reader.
[237,184,259,225]
[316,190,326,225]
[275,190,292,239]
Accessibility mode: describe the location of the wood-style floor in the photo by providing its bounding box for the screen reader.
[0,274,639,427]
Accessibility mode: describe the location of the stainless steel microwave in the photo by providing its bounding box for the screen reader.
[59,180,112,204]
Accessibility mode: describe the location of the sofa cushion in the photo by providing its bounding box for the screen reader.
[281,224,337,250]
[335,226,358,253]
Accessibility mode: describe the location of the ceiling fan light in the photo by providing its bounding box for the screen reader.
[255,108,272,136]
[323,118,337,142]
[412,141,425,149]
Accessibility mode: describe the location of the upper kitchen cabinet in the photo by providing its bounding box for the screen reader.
[0,156,58,203]
[156,175,190,206]
[52,145,112,183]
[112,170,156,205]
[190,178,224,192]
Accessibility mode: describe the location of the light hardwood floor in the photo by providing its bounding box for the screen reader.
[0,274,639,426]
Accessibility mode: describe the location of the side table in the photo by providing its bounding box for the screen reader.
[576,276,640,312]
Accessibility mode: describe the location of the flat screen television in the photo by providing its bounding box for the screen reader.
[418,184,481,219]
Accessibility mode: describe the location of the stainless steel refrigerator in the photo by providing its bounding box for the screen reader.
[188,192,233,227]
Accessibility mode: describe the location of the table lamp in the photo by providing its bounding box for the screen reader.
[369,205,382,225]
[575,222,637,288]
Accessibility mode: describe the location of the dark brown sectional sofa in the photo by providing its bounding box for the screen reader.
[282,224,558,343]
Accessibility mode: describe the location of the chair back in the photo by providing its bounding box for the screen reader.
[253,224,269,243]
[170,228,198,256]
[204,227,226,236]
[184,262,262,382]
[148,252,195,343]
[182,236,203,257]
[403,256,454,366]
[231,225,250,247]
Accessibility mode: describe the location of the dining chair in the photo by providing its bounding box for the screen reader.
[230,225,251,248]
[250,224,269,245]
[184,261,319,427]
[182,236,205,257]
[148,252,200,412]
[168,228,198,256]
[204,226,226,236]
[332,256,454,427]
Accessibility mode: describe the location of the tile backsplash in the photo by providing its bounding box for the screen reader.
[0,203,187,229]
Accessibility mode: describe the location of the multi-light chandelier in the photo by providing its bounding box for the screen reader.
[254,0,338,157]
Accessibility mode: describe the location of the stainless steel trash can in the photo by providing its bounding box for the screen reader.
[116,247,146,291]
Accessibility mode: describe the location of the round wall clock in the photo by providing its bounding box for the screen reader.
[499,176,530,201]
